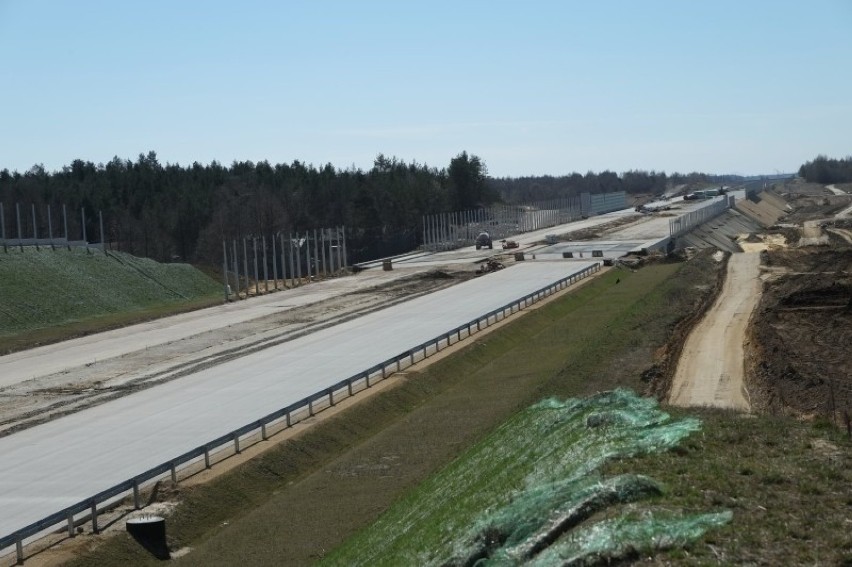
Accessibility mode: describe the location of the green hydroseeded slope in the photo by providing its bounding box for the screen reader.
[0,247,219,336]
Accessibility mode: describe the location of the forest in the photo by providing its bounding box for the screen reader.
[798,155,852,184]
[1,152,711,266]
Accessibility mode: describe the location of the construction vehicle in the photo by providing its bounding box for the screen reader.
[475,232,493,250]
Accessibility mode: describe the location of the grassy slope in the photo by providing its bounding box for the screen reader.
[67,255,852,566]
[0,248,220,352]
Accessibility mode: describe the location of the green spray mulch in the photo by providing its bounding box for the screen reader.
[0,247,219,345]
[323,390,730,566]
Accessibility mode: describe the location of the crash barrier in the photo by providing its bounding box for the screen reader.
[668,196,732,238]
[0,262,602,564]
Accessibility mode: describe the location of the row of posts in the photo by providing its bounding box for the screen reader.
[422,197,582,251]
[221,227,348,301]
[0,203,104,252]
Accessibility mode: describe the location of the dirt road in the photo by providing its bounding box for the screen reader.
[669,252,760,410]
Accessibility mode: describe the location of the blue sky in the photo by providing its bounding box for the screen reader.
[1,0,850,176]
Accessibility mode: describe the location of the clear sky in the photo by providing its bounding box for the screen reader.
[1,0,850,177]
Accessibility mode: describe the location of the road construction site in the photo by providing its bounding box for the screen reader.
[2,179,851,565]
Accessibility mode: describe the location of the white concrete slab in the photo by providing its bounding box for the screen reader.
[0,261,598,543]
[0,269,425,388]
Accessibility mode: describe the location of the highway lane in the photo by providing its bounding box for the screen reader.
[0,260,598,543]
[0,268,423,388]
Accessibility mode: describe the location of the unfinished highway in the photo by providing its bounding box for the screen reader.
[0,261,598,550]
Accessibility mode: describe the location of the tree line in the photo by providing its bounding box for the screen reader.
[1,152,711,266]
[798,155,852,184]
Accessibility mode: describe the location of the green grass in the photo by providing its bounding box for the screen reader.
[321,391,726,566]
[603,409,852,565]
[0,247,221,352]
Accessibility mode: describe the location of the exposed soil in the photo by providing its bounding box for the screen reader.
[744,179,852,425]
[747,247,852,423]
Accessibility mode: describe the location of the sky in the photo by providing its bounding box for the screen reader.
[1,0,850,177]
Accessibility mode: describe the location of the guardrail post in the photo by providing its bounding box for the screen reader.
[170,462,178,484]
[91,501,99,534]
[410,350,415,365]
[347,379,353,396]
[67,510,75,537]
[308,399,315,416]
[16,537,23,564]
[381,364,387,379]
[204,447,211,469]
[365,372,371,388]
[133,479,141,509]
[329,390,335,406]
[261,422,268,441]
[233,433,241,454]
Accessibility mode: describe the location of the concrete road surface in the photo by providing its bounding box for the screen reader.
[0,261,598,545]
[0,269,424,388]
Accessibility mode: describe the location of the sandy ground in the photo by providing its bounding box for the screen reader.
[669,252,759,410]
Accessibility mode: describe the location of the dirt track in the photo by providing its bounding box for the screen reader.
[669,252,759,410]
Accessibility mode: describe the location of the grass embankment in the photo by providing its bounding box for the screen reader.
[67,253,852,565]
[0,247,221,353]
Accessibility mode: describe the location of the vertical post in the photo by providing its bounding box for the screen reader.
[242,237,250,298]
[99,210,105,251]
[222,240,230,301]
[91,501,99,534]
[262,235,269,293]
[16,538,23,564]
[341,226,348,270]
[133,480,141,509]
[204,448,211,469]
[313,229,319,279]
[253,238,259,296]
[170,462,177,484]
[261,422,268,441]
[320,228,328,277]
[295,233,302,285]
[232,239,239,299]
[67,510,76,536]
[279,232,286,288]
[335,227,343,272]
[288,233,295,287]
[271,233,278,290]
[305,232,312,282]
[47,204,54,249]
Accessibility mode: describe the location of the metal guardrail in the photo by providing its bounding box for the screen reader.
[0,262,601,563]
